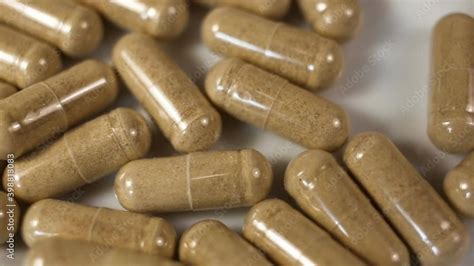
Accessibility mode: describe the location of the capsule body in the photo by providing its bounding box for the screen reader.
[79,0,188,39]
[243,199,365,265]
[428,13,474,153]
[285,150,409,265]
[0,60,118,159]
[26,238,183,266]
[0,25,62,88]
[297,0,361,42]
[0,191,20,243]
[194,0,291,19]
[113,33,221,152]
[22,199,177,257]
[0,0,103,57]
[444,151,474,218]
[4,108,151,203]
[115,149,272,213]
[206,58,349,151]
[344,132,470,265]
[0,82,16,100]
[180,220,272,266]
[202,7,343,91]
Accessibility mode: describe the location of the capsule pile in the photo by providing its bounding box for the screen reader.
[0,0,472,265]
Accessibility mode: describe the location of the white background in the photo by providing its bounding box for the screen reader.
[2,0,474,265]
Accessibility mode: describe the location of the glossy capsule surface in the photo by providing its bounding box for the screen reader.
[0,0,103,57]
[4,108,151,203]
[206,58,349,151]
[428,13,474,153]
[0,191,20,243]
[0,60,118,159]
[25,238,183,266]
[79,0,189,39]
[444,151,474,218]
[113,33,221,152]
[285,150,409,266]
[243,199,366,266]
[115,149,272,213]
[22,199,177,257]
[0,25,62,88]
[0,82,16,100]
[344,132,470,266]
[180,220,272,266]
[297,0,362,42]
[194,0,291,19]
[202,7,343,91]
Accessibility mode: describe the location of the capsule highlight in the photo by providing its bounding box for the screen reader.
[205,58,349,151]
[115,149,272,213]
[444,151,474,218]
[202,7,344,91]
[194,0,291,19]
[344,132,470,265]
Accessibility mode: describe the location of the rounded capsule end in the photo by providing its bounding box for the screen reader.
[114,161,143,212]
[205,58,244,107]
[309,39,344,89]
[343,131,387,165]
[61,6,104,57]
[148,217,177,258]
[18,44,62,88]
[243,198,288,238]
[147,0,189,39]
[21,199,53,247]
[444,168,474,218]
[201,7,231,51]
[428,115,474,153]
[312,0,362,42]
[240,150,273,205]
[179,219,224,261]
[108,108,152,160]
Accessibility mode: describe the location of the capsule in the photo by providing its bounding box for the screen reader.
[202,7,343,91]
[243,199,365,265]
[444,151,474,218]
[194,0,291,19]
[0,0,103,57]
[4,108,151,203]
[180,220,272,266]
[428,13,474,153]
[0,191,20,243]
[285,150,409,265]
[0,60,118,159]
[0,25,62,88]
[343,132,470,265]
[113,33,221,152]
[206,58,349,151]
[297,0,362,42]
[115,149,272,213]
[79,0,188,40]
[26,238,183,266]
[0,82,16,99]
[22,199,177,257]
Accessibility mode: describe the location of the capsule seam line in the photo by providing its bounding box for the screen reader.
[63,133,90,184]
[88,208,102,241]
[223,61,245,109]
[263,23,283,61]
[186,153,194,210]
[106,113,132,161]
[262,80,285,130]
[42,81,69,129]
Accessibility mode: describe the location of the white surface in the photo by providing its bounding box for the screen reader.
[3,0,474,265]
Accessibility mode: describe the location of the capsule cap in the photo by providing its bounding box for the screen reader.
[240,149,273,205]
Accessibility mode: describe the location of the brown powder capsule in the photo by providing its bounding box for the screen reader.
[113,33,221,152]
[0,25,62,88]
[243,199,366,265]
[79,0,189,40]
[22,199,177,257]
[444,151,474,218]
[193,0,291,19]
[202,7,344,91]
[0,60,118,159]
[428,13,474,153]
[0,191,20,244]
[285,150,409,266]
[343,132,470,266]
[180,220,272,266]
[25,238,183,266]
[0,0,103,58]
[115,149,272,213]
[206,58,349,151]
[4,108,151,203]
[0,82,16,100]
[297,0,362,42]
